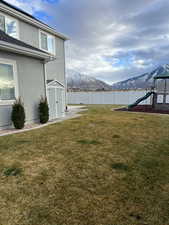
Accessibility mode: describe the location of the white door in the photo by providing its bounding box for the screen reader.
[48,88,57,120]
[56,88,62,117]
[48,87,65,120]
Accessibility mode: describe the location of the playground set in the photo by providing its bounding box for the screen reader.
[121,72,169,114]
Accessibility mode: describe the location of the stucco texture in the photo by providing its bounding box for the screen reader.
[0,51,45,127]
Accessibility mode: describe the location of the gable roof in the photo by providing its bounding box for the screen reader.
[47,79,64,88]
[0,0,69,40]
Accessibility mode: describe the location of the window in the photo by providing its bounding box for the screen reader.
[0,14,18,39]
[41,32,48,51]
[0,61,17,101]
[40,31,55,55]
[0,15,5,31]
[5,17,17,38]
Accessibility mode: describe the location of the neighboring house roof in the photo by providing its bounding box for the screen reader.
[0,0,69,40]
[0,30,53,61]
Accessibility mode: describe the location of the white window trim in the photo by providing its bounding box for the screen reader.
[39,29,56,56]
[0,12,19,39]
[0,58,19,105]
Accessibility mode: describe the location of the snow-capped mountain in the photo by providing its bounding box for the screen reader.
[112,64,169,90]
[67,70,112,91]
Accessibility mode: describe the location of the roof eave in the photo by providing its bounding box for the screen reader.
[0,41,53,61]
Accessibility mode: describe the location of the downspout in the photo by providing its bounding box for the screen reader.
[63,40,68,111]
[43,60,47,99]
[43,56,56,100]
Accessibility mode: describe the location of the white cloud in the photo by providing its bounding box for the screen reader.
[5,0,169,83]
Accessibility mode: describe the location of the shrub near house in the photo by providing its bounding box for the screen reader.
[39,97,49,124]
[11,98,25,129]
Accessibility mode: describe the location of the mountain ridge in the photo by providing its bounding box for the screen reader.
[112,64,169,90]
[67,70,112,91]
[67,64,169,91]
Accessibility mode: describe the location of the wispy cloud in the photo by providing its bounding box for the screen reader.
[5,0,169,83]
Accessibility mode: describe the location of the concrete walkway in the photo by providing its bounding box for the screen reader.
[0,105,87,137]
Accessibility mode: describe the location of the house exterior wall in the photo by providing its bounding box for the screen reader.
[0,105,12,128]
[0,51,45,128]
[0,4,67,128]
[0,7,66,86]
[18,18,66,86]
[46,37,66,84]
[18,13,67,109]
[19,20,39,48]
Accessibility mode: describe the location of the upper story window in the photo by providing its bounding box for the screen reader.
[0,13,19,39]
[40,31,55,55]
[0,60,17,101]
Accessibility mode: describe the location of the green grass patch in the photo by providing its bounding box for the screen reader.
[0,105,169,225]
[3,167,22,177]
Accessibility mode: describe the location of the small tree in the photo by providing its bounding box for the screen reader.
[11,98,25,129]
[39,96,49,124]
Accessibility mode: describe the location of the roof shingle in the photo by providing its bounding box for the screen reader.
[0,30,49,54]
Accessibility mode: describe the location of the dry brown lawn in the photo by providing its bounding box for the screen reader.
[0,105,169,225]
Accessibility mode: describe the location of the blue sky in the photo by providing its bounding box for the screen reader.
[5,0,169,84]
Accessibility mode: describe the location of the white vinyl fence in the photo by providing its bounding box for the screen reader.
[68,90,151,105]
